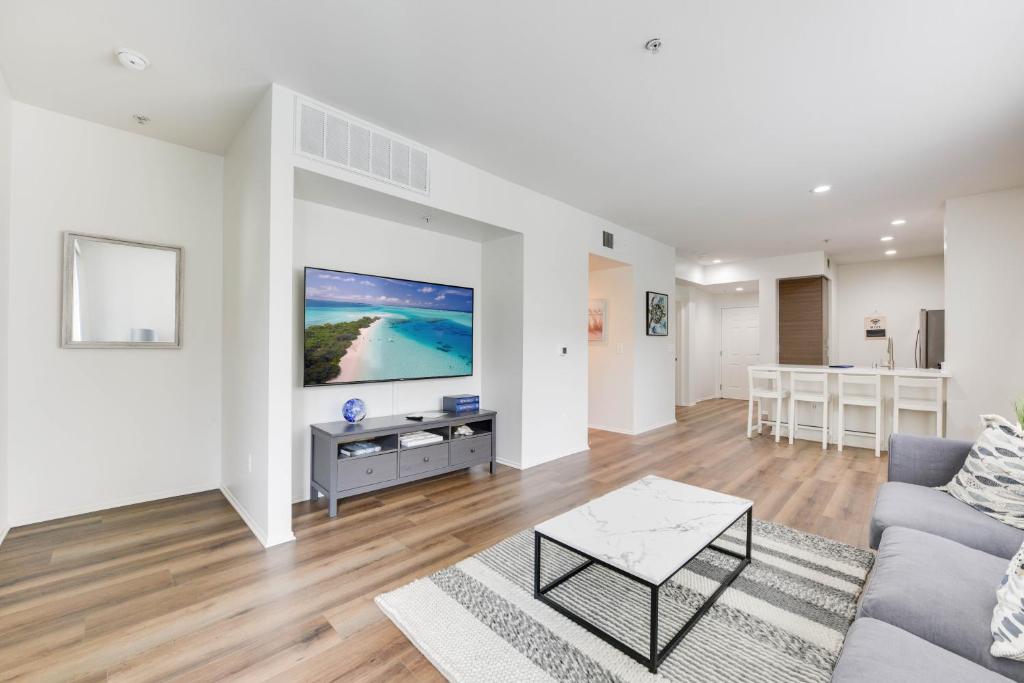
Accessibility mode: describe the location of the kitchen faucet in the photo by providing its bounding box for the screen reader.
[886,336,895,370]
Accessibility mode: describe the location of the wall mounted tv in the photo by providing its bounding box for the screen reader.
[303,267,474,386]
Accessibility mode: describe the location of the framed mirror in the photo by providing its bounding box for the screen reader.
[61,232,182,348]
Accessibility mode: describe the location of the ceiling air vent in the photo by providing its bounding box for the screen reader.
[295,97,430,195]
[602,231,614,249]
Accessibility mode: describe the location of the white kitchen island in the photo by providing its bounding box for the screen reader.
[747,364,950,451]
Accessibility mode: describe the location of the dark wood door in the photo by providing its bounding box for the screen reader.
[778,276,828,365]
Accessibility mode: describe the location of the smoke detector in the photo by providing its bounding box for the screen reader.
[132,114,150,125]
[644,38,662,54]
[116,48,149,71]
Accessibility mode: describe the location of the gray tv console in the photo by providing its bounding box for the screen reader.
[310,409,496,517]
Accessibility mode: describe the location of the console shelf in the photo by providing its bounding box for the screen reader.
[310,409,497,517]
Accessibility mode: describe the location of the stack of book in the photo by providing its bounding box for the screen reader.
[400,431,444,448]
[443,394,480,414]
[339,441,382,458]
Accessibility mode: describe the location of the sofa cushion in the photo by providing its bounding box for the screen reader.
[832,618,1011,682]
[858,526,1024,680]
[945,414,1024,530]
[870,481,1024,559]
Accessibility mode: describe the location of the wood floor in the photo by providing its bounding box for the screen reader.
[0,399,886,682]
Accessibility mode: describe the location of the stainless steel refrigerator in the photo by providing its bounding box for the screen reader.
[916,309,945,369]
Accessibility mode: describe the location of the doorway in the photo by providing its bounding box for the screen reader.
[721,306,759,399]
[588,253,634,433]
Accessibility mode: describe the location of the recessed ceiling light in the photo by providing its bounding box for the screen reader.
[132,114,150,125]
[885,249,897,256]
[891,218,907,226]
[115,48,149,71]
[880,235,894,242]
[644,38,662,54]
[811,185,832,194]
[735,287,744,292]
[712,259,722,264]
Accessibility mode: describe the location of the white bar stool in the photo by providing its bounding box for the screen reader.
[789,372,829,450]
[893,376,944,437]
[838,374,882,457]
[747,369,789,443]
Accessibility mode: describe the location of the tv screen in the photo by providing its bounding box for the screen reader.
[303,267,474,386]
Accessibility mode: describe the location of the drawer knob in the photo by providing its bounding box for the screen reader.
[470,448,475,453]
[366,467,374,475]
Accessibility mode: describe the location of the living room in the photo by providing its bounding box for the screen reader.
[0,2,1023,681]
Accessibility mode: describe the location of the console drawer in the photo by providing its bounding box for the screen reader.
[399,443,449,477]
[450,435,491,468]
[338,452,397,491]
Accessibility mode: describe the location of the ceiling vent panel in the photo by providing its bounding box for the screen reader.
[294,96,429,195]
[410,148,429,193]
[390,140,411,186]
[324,116,349,165]
[370,132,391,180]
[299,104,325,157]
[349,124,371,173]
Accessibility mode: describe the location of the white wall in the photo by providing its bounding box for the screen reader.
[676,284,718,403]
[291,198,483,501]
[281,86,677,474]
[944,187,1024,439]
[482,234,524,467]
[7,103,223,525]
[222,91,276,545]
[0,69,11,542]
[588,264,634,433]
[833,256,944,368]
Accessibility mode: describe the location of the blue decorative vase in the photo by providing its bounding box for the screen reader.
[342,398,367,423]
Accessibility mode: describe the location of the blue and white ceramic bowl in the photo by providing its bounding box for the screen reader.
[342,398,367,423]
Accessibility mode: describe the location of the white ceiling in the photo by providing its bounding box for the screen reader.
[2,1,1023,263]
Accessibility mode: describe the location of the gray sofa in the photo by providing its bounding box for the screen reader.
[832,434,1024,682]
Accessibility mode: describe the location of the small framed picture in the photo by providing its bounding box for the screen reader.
[588,299,607,342]
[646,291,668,336]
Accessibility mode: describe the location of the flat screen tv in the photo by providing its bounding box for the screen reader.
[303,267,474,386]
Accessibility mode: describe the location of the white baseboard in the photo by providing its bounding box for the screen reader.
[588,423,635,435]
[521,446,590,470]
[496,457,522,470]
[220,486,295,548]
[10,482,218,527]
[633,418,678,434]
[0,526,8,548]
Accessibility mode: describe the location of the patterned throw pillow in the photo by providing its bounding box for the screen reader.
[945,414,1024,530]
[993,542,1024,660]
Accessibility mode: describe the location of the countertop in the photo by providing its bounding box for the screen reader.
[749,364,950,378]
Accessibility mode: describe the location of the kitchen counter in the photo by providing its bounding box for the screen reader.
[750,364,949,378]
[746,364,949,449]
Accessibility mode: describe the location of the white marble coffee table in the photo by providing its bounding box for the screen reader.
[533,475,753,673]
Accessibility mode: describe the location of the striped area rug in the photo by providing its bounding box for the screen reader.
[376,518,874,682]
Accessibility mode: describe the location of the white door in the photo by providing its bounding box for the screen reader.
[721,307,759,399]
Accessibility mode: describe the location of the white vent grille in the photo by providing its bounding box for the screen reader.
[294,97,430,195]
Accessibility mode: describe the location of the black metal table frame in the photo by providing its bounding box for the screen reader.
[533,506,752,674]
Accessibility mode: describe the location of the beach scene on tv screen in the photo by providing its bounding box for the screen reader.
[304,268,473,385]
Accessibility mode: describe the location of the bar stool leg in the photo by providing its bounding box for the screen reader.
[822,397,828,451]
[775,394,782,443]
[874,404,881,458]
[789,396,796,445]
[837,402,844,452]
[757,399,763,435]
[746,395,753,438]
